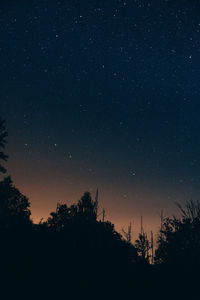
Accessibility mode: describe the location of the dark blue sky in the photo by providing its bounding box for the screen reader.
[1,0,200,234]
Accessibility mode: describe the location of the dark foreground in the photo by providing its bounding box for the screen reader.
[1,257,199,299]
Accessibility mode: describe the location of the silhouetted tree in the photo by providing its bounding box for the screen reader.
[45,191,139,273]
[77,191,98,221]
[47,192,97,230]
[155,200,200,265]
[135,232,150,263]
[47,203,71,231]
[0,176,31,230]
[122,222,132,243]
[0,118,8,174]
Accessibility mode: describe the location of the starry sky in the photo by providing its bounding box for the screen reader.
[1,0,200,236]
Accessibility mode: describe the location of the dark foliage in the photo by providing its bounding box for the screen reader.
[0,176,31,231]
[135,232,150,263]
[44,191,139,269]
[155,200,200,266]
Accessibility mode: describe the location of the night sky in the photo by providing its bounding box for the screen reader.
[1,0,200,236]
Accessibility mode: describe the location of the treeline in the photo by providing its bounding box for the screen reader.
[0,118,200,299]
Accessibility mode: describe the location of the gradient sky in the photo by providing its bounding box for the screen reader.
[1,0,200,237]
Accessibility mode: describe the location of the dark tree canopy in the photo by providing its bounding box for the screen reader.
[47,203,71,231]
[0,176,31,230]
[45,191,139,269]
[135,232,150,264]
[47,191,98,231]
[0,118,8,174]
[77,191,98,220]
[155,200,200,265]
